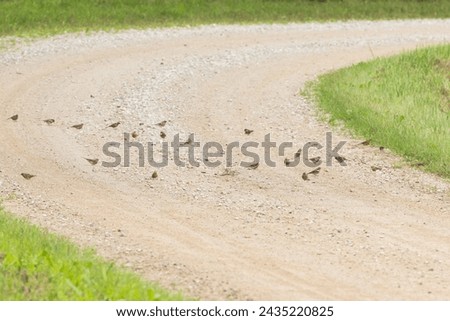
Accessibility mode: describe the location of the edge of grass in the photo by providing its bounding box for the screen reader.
[0,206,184,300]
[303,44,450,179]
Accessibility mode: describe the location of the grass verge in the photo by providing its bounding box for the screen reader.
[0,207,182,300]
[305,44,450,178]
[0,0,449,37]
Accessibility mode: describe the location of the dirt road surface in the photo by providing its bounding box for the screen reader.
[1,20,449,300]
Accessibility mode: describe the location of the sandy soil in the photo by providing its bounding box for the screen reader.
[0,20,449,300]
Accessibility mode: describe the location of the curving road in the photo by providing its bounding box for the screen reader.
[1,20,449,299]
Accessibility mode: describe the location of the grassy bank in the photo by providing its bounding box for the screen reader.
[307,44,450,178]
[1,0,449,37]
[0,207,181,300]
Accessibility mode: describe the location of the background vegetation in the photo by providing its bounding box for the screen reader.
[0,0,449,37]
[307,44,450,178]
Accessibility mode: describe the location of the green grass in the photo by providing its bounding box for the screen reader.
[0,0,449,37]
[0,207,182,300]
[306,44,450,178]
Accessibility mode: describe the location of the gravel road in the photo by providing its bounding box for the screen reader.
[1,20,449,300]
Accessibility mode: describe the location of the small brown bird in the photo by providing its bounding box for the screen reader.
[284,158,295,167]
[85,158,99,165]
[334,156,346,164]
[71,123,84,130]
[107,122,121,129]
[156,120,167,127]
[8,114,18,121]
[244,129,254,135]
[371,166,382,172]
[151,171,158,179]
[43,119,55,125]
[361,139,371,146]
[379,146,385,151]
[180,136,192,146]
[160,131,166,139]
[309,156,321,165]
[245,161,259,170]
[131,131,139,138]
[21,173,35,180]
[308,167,321,175]
[302,172,309,181]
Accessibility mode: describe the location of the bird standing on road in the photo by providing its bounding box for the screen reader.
[302,167,321,181]
[245,161,259,170]
[308,167,321,175]
[107,122,121,129]
[85,158,99,165]
[334,156,346,164]
[43,119,55,125]
[284,158,295,167]
[309,156,321,165]
[71,123,84,129]
[21,173,35,180]
[180,136,192,146]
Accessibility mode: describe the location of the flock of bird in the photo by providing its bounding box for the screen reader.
[7,113,347,182]
[6,113,168,181]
